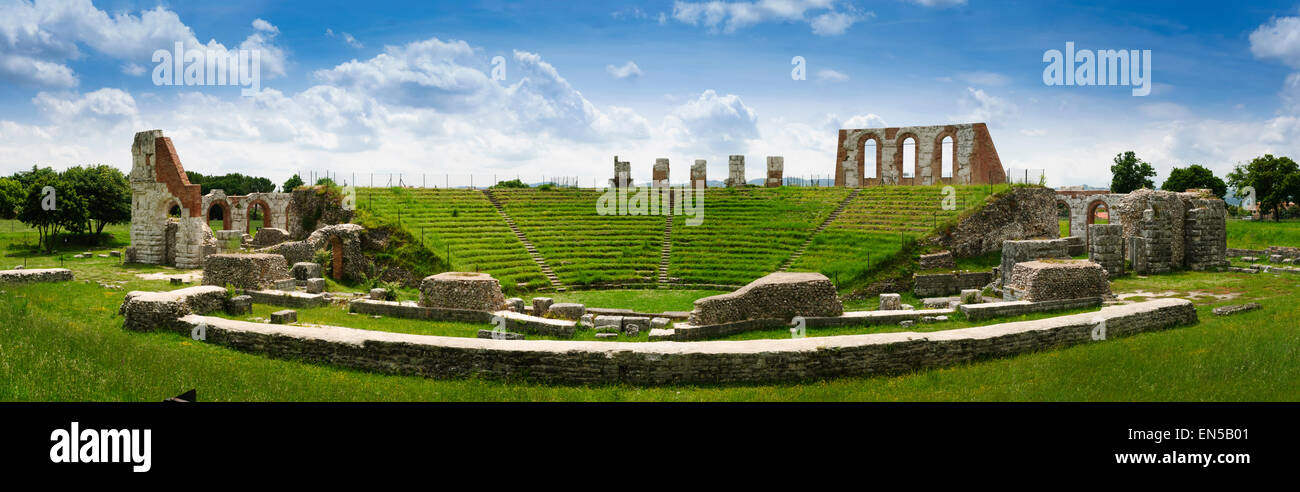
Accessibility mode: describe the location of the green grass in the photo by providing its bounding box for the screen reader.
[4,261,1299,400]
[1226,218,1300,249]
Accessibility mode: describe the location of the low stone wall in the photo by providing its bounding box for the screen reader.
[1006,260,1111,302]
[959,297,1103,321]
[247,290,331,308]
[688,272,842,325]
[1227,248,1266,258]
[0,268,73,284]
[119,286,227,332]
[661,308,957,341]
[348,299,574,337]
[202,253,291,290]
[999,239,1070,286]
[919,251,956,270]
[168,298,1196,385]
[913,271,993,297]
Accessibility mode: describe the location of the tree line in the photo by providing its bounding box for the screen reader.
[1109,151,1300,220]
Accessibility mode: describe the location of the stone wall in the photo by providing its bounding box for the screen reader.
[611,156,631,188]
[1182,193,1228,270]
[688,272,842,325]
[918,251,956,270]
[1088,224,1124,278]
[766,156,783,187]
[119,286,227,332]
[169,298,1196,385]
[1005,260,1111,302]
[0,268,73,284]
[202,253,291,290]
[419,272,506,311]
[959,297,1103,321]
[835,122,1005,187]
[998,238,1071,286]
[126,130,216,269]
[912,271,993,297]
[934,187,1059,258]
[691,160,707,188]
[727,155,746,187]
[1055,191,1126,240]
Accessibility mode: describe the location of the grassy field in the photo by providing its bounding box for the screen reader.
[1226,218,1300,249]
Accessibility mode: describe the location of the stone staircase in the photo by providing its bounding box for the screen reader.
[657,189,675,284]
[778,188,861,271]
[481,189,563,290]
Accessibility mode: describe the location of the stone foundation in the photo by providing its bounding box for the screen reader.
[202,253,291,290]
[1006,260,1111,302]
[419,272,506,311]
[119,286,227,332]
[0,268,73,284]
[912,271,993,297]
[999,238,1071,286]
[688,272,842,325]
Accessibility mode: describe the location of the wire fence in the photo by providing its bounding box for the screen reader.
[296,171,845,189]
[1005,168,1046,185]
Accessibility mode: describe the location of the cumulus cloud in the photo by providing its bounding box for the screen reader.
[32,88,138,125]
[663,89,759,153]
[606,61,642,79]
[671,0,869,36]
[815,69,849,83]
[1250,15,1300,69]
[954,87,1017,124]
[0,0,288,87]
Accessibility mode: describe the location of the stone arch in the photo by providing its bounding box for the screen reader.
[329,236,344,281]
[855,132,883,183]
[896,131,920,184]
[246,199,272,234]
[206,200,231,231]
[934,129,958,183]
[1057,200,1072,237]
[1087,199,1110,226]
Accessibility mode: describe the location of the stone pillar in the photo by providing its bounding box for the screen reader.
[766,156,784,187]
[1088,224,1124,278]
[1182,197,1228,270]
[611,156,631,188]
[653,158,670,188]
[691,160,707,188]
[727,155,745,188]
[842,160,860,187]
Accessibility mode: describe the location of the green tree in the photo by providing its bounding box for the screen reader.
[0,177,23,219]
[283,174,305,192]
[1227,154,1300,221]
[16,176,87,251]
[62,165,131,236]
[1110,151,1157,193]
[1161,164,1227,198]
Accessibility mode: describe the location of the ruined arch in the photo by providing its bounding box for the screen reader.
[855,132,883,183]
[936,131,957,182]
[206,200,231,231]
[897,132,920,184]
[1087,200,1110,226]
[246,199,272,234]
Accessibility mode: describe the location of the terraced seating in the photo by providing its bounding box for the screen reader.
[669,187,850,286]
[790,185,997,278]
[492,188,663,285]
[359,188,547,289]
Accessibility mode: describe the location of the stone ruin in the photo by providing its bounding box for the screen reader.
[1005,260,1111,302]
[835,122,1006,187]
[419,272,506,312]
[688,271,843,325]
[1088,224,1124,278]
[611,156,632,188]
[1115,189,1228,274]
[257,223,368,282]
[726,155,746,187]
[202,253,292,290]
[126,129,296,269]
[998,238,1071,286]
[691,160,707,188]
[766,156,784,187]
[653,158,670,188]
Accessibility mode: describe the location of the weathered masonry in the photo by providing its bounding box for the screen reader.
[126,129,295,269]
[834,122,1006,187]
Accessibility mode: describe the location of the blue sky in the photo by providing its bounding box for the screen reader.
[4,0,1300,188]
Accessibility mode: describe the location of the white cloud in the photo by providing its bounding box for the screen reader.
[121,63,146,76]
[954,87,1017,124]
[1138,102,1192,120]
[343,33,363,49]
[1250,15,1300,69]
[606,61,642,79]
[663,89,759,154]
[0,0,288,87]
[32,88,138,125]
[671,0,869,36]
[815,69,849,83]
[908,0,967,7]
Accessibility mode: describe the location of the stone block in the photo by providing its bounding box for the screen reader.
[687,272,842,325]
[531,297,553,317]
[418,272,505,311]
[224,295,253,316]
[593,315,623,333]
[305,277,326,294]
[549,302,584,320]
[579,313,595,328]
[1212,303,1261,316]
[595,332,619,339]
[202,253,292,290]
[622,316,650,336]
[0,268,73,285]
[879,293,902,311]
[291,262,322,281]
[1000,238,1071,286]
[1007,260,1111,302]
[252,227,290,247]
[477,329,525,340]
[505,297,525,313]
[650,317,670,330]
[370,288,388,300]
[270,309,297,324]
[960,289,981,305]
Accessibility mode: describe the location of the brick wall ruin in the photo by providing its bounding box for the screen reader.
[126,129,298,269]
[834,122,1006,187]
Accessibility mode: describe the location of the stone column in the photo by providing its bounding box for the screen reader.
[691,160,707,188]
[653,158,670,188]
[611,156,631,188]
[1088,224,1124,278]
[766,156,784,187]
[727,155,745,188]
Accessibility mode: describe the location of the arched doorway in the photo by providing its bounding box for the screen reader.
[940,135,954,180]
[207,202,230,231]
[1087,200,1109,226]
[167,203,182,218]
[246,200,271,234]
[901,136,917,181]
[1057,201,1071,237]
